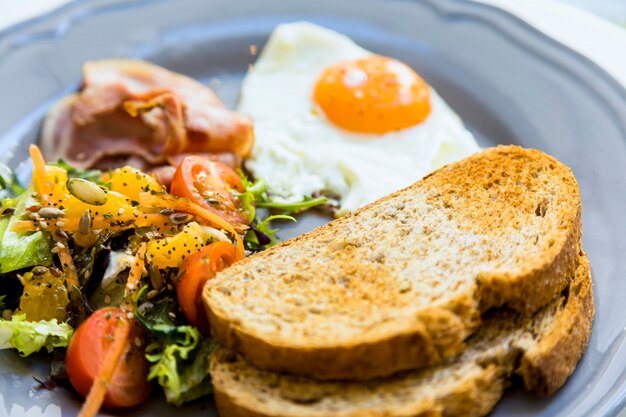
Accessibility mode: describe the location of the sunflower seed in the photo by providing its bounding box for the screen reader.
[159,208,174,216]
[79,210,92,234]
[170,212,192,225]
[146,289,160,300]
[54,229,69,240]
[149,265,164,291]
[38,207,64,219]
[32,266,48,276]
[49,267,62,277]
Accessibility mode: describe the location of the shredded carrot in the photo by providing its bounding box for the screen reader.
[139,192,237,231]
[57,244,79,288]
[124,244,147,301]
[77,309,132,417]
[10,221,41,233]
[139,193,245,259]
[29,145,53,205]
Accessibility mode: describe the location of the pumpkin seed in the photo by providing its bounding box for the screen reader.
[67,178,107,205]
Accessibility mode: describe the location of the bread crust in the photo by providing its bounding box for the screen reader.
[209,255,594,417]
[517,252,594,396]
[204,146,582,380]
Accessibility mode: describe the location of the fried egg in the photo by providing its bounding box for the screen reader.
[239,22,479,215]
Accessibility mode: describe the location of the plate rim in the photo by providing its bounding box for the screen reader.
[0,0,625,416]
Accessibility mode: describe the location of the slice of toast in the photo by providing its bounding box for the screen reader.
[203,146,582,380]
[210,254,594,417]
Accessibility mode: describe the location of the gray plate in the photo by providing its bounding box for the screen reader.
[1,0,626,416]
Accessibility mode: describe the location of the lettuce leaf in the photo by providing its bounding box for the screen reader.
[0,190,53,273]
[50,160,104,185]
[145,325,217,406]
[243,214,296,252]
[0,314,73,356]
[236,173,327,222]
[135,288,217,406]
[0,164,24,199]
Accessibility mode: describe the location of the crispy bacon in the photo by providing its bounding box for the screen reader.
[41,59,253,170]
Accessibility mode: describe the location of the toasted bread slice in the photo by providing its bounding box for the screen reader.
[210,254,594,417]
[204,146,582,380]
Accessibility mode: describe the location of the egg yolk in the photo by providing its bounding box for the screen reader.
[313,56,431,134]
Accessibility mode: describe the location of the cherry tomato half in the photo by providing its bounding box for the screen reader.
[176,241,237,334]
[65,307,152,408]
[170,156,248,226]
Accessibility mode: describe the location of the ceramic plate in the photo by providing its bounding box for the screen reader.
[1,0,626,416]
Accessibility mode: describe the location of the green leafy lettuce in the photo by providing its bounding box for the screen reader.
[243,214,295,252]
[51,160,104,185]
[0,314,73,356]
[236,173,325,252]
[135,288,217,406]
[0,164,24,199]
[146,327,217,406]
[236,174,327,223]
[0,190,53,273]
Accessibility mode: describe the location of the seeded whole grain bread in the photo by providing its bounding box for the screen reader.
[210,254,594,417]
[203,146,582,380]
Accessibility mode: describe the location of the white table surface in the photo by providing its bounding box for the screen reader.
[1,1,625,417]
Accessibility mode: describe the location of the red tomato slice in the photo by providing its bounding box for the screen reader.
[170,156,248,226]
[65,307,152,408]
[176,241,237,334]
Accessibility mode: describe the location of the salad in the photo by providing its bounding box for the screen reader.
[0,145,324,416]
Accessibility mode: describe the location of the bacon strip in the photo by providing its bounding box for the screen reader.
[41,59,253,170]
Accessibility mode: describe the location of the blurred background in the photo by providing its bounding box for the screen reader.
[561,0,626,24]
[1,0,626,30]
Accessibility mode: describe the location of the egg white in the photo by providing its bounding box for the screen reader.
[239,22,480,215]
